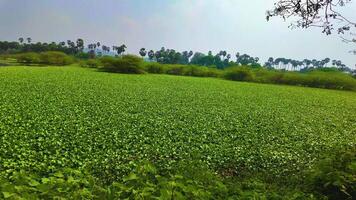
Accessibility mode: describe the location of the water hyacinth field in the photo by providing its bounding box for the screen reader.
[0,66,355,183]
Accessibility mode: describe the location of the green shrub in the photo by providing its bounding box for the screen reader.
[253,68,284,83]
[276,71,356,90]
[13,51,74,66]
[39,51,74,66]
[0,162,317,200]
[0,169,106,199]
[80,59,101,68]
[75,52,91,59]
[166,65,186,75]
[183,66,222,78]
[144,62,168,74]
[306,146,356,200]
[100,55,144,74]
[224,67,255,81]
[143,63,221,78]
[14,52,41,65]
[252,68,356,91]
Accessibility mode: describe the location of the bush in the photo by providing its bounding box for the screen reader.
[75,52,91,59]
[183,66,222,78]
[276,71,356,90]
[223,67,255,81]
[166,65,186,76]
[14,52,41,65]
[80,59,101,68]
[39,51,74,66]
[251,68,356,91]
[306,146,356,200]
[0,162,317,200]
[14,51,74,66]
[144,63,168,74]
[253,68,285,83]
[100,55,144,74]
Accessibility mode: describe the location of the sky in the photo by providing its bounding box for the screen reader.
[0,0,355,68]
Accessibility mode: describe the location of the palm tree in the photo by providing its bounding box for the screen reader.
[18,38,24,44]
[139,48,147,58]
[102,45,107,53]
[117,44,127,55]
[226,54,231,61]
[148,50,155,61]
[112,46,117,53]
[76,39,84,52]
[235,52,240,64]
[222,51,227,59]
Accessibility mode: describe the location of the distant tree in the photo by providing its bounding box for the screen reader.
[265,57,274,68]
[139,48,147,58]
[102,45,110,54]
[26,37,32,44]
[236,53,259,66]
[115,44,127,55]
[148,50,155,61]
[154,50,161,62]
[190,52,206,65]
[87,44,96,58]
[18,38,24,44]
[222,51,227,60]
[76,39,84,52]
[59,41,66,47]
[188,50,193,58]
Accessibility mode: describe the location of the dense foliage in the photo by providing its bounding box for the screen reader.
[306,146,356,200]
[99,55,145,74]
[10,51,74,66]
[0,161,323,200]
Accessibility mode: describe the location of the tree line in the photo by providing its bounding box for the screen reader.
[0,38,353,73]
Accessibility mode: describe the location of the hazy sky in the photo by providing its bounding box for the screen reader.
[0,0,355,67]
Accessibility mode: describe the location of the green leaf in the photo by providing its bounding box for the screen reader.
[2,192,14,199]
[29,180,40,187]
[123,173,138,182]
[53,172,64,178]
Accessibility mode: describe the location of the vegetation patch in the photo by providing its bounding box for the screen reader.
[99,55,145,74]
[11,51,74,66]
[0,67,355,199]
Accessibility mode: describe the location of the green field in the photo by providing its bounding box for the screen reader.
[1,66,356,183]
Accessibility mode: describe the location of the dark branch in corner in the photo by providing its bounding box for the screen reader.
[267,0,356,65]
[267,0,355,35]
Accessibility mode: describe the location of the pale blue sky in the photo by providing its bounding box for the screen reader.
[0,0,355,67]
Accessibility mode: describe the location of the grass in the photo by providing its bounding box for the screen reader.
[1,66,355,180]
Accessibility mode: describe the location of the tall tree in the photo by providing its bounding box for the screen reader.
[18,38,24,44]
[26,37,32,44]
[148,50,155,61]
[76,39,84,52]
[139,48,147,58]
[118,44,127,55]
